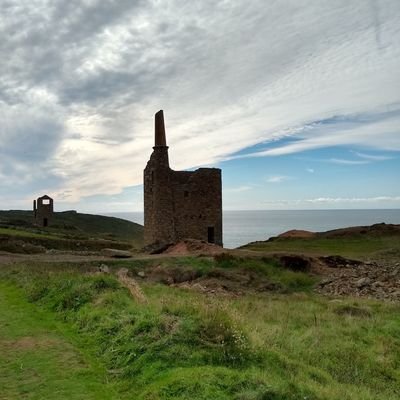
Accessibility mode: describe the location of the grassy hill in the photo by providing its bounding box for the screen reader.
[0,210,143,251]
[240,223,400,260]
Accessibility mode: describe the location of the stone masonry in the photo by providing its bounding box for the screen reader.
[144,110,222,248]
[33,195,54,227]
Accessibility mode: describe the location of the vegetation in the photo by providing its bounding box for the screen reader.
[0,282,119,399]
[241,235,400,259]
[0,210,143,252]
[0,226,60,239]
[0,256,399,399]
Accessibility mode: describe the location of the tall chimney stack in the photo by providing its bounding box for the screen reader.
[154,110,167,147]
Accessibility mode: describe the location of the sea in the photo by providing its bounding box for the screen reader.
[107,209,400,249]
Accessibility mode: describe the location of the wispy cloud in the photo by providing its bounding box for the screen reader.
[304,196,400,203]
[329,158,369,165]
[351,151,394,161]
[306,168,314,173]
[264,196,400,205]
[225,185,253,193]
[238,110,400,159]
[267,175,291,183]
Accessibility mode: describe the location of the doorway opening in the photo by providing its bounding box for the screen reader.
[207,226,215,243]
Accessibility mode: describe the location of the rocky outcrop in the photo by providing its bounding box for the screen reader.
[317,258,400,302]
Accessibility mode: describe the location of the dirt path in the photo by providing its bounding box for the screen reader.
[0,250,188,265]
[0,251,112,264]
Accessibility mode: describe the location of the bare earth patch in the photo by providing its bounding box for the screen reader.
[116,268,147,303]
[0,336,61,351]
[163,239,225,256]
[278,230,316,238]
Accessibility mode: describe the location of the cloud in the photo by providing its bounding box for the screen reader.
[304,196,400,203]
[351,151,394,161]
[306,168,314,173]
[0,98,65,195]
[328,158,369,165]
[263,196,400,207]
[0,0,400,205]
[267,175,291,183]
[239,110,400,158]
[226,185,253,193]
[266,196,400,204]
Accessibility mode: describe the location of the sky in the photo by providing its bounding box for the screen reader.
[1,0,399,213]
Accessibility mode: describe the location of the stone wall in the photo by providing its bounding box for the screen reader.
[170,168,222,246]
[143,147,175,246]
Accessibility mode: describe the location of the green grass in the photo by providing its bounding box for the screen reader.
[214,253,317,291]
[0,209,143,246]
[0,282,119,399]
[103,255,317,293]
[1,258,399,399]
[0,227,60,240]
[0,220,141,253]
[0,232,133,253]
[241,235,400,259]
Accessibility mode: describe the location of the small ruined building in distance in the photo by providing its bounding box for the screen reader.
[144,110,222,249]
[33,195,54,227]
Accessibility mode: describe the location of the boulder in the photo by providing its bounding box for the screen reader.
[102,248,132,258]
[99,264,110,273]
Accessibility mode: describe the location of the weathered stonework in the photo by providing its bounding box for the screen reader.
[33,195,54,227]
[144,110,222,248]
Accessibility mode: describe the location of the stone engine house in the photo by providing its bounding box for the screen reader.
[144,110,222,248]
[33,195,54,227]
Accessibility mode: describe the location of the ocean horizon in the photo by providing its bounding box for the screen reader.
[106,209,400,249]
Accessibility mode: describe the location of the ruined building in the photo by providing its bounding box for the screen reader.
[33,195,54,227]
[144,110,222,248]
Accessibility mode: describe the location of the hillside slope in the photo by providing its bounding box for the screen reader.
[240,223,400,260]
[0,210,143,251]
